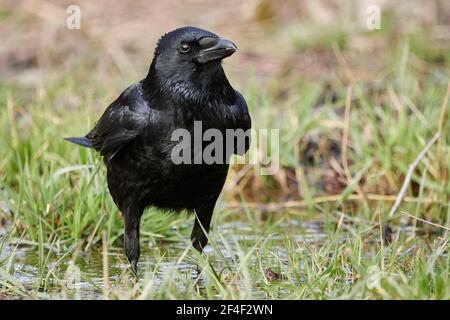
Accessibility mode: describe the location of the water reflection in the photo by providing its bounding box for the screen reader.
[1,217,329,299]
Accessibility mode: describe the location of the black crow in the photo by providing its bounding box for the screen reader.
[65,27,251,273]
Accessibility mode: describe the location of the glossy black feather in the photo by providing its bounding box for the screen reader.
[66,27,251,272]
[64,136,92,148]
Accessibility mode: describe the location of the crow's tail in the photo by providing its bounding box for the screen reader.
[64,137,92,148]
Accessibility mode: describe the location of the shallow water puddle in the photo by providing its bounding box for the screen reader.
[0,216,363,299]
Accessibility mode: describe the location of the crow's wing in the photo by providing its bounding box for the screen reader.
[86,83,150,160]
[229,91,252,155]
[233,91,251,132]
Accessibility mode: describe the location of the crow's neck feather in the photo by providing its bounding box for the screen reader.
[143,60,236,108]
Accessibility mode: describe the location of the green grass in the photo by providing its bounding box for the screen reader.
[1,23,449,299]
[1,210,448,299]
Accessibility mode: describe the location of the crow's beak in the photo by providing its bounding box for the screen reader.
[195,37,237,64]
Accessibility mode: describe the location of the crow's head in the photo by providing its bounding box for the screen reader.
[154,27,237,66]
[146,27,237,102]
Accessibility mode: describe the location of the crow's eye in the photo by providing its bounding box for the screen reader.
[179,43,191,54]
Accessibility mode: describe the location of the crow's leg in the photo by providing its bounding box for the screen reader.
[123,203,143,274]
[191,201,216,252]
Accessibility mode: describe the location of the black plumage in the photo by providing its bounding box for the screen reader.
[65,27,251,273]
